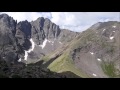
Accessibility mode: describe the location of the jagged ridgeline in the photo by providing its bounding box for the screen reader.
[0,14,120,78]
[0,14,79,78]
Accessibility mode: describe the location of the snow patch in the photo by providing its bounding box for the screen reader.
[39,38,48,49]
[110,36,114,40]
[103,29,106,32]
[90,52,94,55]
[48,40,54,45]
[52,41,54,44]
[93,73,97,77]
[3,57,5,59]
[60,63,64,67]
[113,31,115,32]
[48,40,51,43]
[29,38,35,51]
[97,58,101,62]
[59,42,62,44]
[58,70,62,73]
[24,51,28,61]
[43,62,46,64]
[112,26,116,28]
[24,38,35,61]
[48,40,54,44]
[18,58,22,62]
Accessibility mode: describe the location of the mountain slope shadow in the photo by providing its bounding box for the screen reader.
[59,71,81,78]
[41,54,62,68]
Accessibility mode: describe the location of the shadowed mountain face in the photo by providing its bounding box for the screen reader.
[0,14,120,78]
[0,14,18,63]
[0,58,80,78]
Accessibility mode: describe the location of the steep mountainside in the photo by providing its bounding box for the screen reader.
[0,14,119,78]
[46,21,120,78]
[0,14,78,64]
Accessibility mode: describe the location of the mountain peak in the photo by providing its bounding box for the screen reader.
[0,14,10,18]
[36,17,45,22]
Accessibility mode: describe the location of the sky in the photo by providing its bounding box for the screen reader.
[0,12,119,32]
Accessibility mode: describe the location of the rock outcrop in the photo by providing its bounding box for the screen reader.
[0,14,78,64]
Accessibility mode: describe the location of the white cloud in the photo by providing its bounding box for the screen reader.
[0,12,119,32]
[51,12,119,32]
[1,12,52,22]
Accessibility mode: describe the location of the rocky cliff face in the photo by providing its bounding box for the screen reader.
[0,14,79,78]
[30,17,61,45]
[0,14,18,64]
[0,14,78,64]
